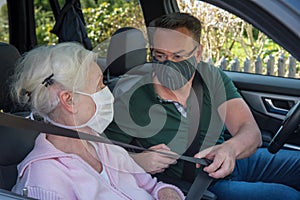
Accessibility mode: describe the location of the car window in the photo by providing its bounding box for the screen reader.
[177,0,300,79]
[0,0,147,57]
[83,0,147,57]
[0,1,8,43]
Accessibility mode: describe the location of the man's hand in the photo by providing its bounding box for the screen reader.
[194,143,236,179]
[158,188,183,200]
[193,98,261,179]
[130,144,178,174]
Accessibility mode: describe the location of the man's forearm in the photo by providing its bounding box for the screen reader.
[225,122,262,159]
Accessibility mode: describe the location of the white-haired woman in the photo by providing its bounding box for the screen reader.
[11,42,184,200]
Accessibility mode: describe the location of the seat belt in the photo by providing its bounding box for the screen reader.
[0,112,211,167]
[183,72,215,200]
[0,73,213,199]
[182,72,203,182]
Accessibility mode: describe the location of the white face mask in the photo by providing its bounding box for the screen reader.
[46,86,114,134]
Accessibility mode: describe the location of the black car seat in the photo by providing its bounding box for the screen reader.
[103,27,148,90]
[0,43,21,113]
[0,43,38,193]
[0,126,38,191]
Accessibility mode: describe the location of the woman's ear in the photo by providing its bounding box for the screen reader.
[58,91,78,113]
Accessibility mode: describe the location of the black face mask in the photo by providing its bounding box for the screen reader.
[153,56,197,90]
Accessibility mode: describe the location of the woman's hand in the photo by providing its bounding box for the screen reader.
[130,144,178,174]
[158,188,183,200]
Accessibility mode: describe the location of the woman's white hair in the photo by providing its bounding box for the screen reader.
[11,42,98,118]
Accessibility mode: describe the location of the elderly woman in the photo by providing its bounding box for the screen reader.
[11,42,184,200]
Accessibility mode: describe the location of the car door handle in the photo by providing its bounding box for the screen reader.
[264,98,289,115]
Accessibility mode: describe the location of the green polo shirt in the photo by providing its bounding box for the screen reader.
[104,61,241,180]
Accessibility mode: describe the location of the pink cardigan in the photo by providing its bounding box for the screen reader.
[12,134,184,199]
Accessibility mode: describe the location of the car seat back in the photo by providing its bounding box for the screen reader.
[0,43,38,191]
[112,63,153,98]
[104,27,148,90]
[0,43,21,113]
[0,126,38,190]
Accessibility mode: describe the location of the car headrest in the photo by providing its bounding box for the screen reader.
[106,27,147,77]
[0,43,21,112]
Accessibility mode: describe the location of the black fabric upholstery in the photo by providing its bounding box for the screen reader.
[0,43,38,191]
[104,27,148,91]
[0,43,21,113]
[0,166,18,191]
[0,126,38,166]
[0,125,38,190]
[105,27,147,77]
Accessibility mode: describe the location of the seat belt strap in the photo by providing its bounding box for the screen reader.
[185,169,214,200]
[182,72,203,182]
[0,112,211,166]
[183,72,215,199]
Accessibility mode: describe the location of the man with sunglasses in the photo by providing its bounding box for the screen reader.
[105,12,300,199]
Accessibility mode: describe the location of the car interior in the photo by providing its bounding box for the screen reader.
[0,28,298,200]
[101,26,148,91]
[0,0,300,199]
[0,25,166,199]
[0,43,38,199]
[0,26,218,199]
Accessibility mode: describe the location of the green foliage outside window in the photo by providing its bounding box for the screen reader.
[0,0,144,48]
[34,0,145,47]
[0,0,298,76]
[0,4,9,42]
[83,1,144,46]
[177,0,299,76]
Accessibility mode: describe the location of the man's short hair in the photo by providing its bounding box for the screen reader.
[149,12,201,44]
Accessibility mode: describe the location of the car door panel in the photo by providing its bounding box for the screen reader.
[225,71,300,148]
[241,91,299,120]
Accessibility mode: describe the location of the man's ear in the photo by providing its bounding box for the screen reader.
[195,44,203,62]
[58,91,77,113]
